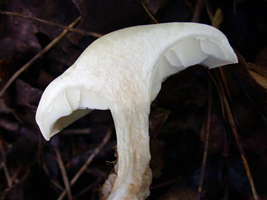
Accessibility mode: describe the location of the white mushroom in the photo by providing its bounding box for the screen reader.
[36,23,238,200]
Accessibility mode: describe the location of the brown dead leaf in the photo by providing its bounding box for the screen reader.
[247,62,267,78]
[0,58,16,87]
[248,70,267,90]
[233,50,267,118]
[0,98,11,114]
[247,62,267,89]
[0,118,19,132]
[212,7,223,29]
[0,0,81,76]
[15,79,42,112]
[143,0,165,15]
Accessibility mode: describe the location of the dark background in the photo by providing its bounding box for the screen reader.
[0,0,266,199]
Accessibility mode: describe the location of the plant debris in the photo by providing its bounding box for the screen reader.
[0,0,267,199]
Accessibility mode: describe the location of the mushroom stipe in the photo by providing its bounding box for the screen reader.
[36,23,238,200]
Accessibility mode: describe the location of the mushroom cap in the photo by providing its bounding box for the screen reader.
[36,22,238,140]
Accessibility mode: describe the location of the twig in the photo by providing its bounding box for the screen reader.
[10,167,21,184]
[217,68,259,200]
[204,0,226,133]
[209,70,230,200]
[74,177,102,200]
[0,138,12,187]
[55,147,73,200]
[1,167,30,200]
[43,163,64,191]
[37,131,42,166]
[140,1,159,24]
[207,70,225,119]
[191,0,204,22]
[151,110,170,144]
[70,128,112,184]
[0,16,81,97]
[85,168,107,179]
[0,162,12,187]
[233,0,236,15]
[204,0,214,22]
[57,128,112,200]
[196,82,212,200]
[151,176,182,189]
[61,128,91,136]
[0,11,102,38]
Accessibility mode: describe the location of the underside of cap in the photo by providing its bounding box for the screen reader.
[150,36,237,101]
[36,87,108,140]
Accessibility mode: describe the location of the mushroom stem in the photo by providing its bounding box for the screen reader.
[102,105,152,200]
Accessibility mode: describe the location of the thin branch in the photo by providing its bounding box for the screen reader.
[10,167,21,184]
[37,131,43,166]
[233,0,236,15]
[151,176,182,189]
[197,82,212,200]
[85,168,107,179]
[204,3,226,119]
[207,70,225,119]
[57,128,112,200]
[204,0,214,22]
[1,162,12,187]
[1,167,30,200]
[140,2,159,24]
[55,147,73,200]
[70,128,112,185]
[74,177,102,200]
[61,128,91,136]
[0,16,81,97]
[0,138,12,187]
[0,11,102,38]
[151,110,170,144]
[191,0,205,22]
[43,163,64,191]
[218,68,259,200]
